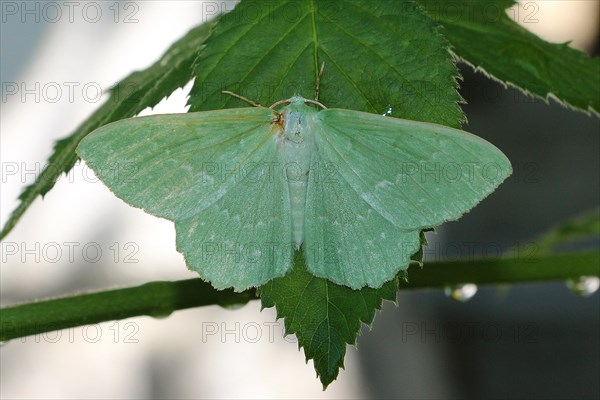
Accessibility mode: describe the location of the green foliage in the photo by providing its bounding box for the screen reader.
[418,0,600,115]
[1,0,599,390]
[0,22,215,240]
[183,0,466,382]
[187,0,464,127]
[259,251,398,388]
[258,231,428,387]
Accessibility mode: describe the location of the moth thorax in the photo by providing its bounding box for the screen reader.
[283,111,305,144]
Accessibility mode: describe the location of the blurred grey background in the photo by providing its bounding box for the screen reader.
[1,1,599,399]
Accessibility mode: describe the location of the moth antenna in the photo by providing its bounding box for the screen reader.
[315,62,326,102]
[268,98,292,109]
[304,99,328,110]
[268,98,328,110]
[222,91,264,108]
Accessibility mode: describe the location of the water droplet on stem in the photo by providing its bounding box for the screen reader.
[444,283,478,302]
[566,276,599,297]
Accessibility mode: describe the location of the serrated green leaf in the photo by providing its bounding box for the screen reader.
[258,227,428,387]
[191,1,465,386]
[259,251,398,388]
[188,0,464,127]
[418,0,600,115]
[0,21,215,241]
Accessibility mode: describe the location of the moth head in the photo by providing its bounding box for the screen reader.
[289,95,306,105]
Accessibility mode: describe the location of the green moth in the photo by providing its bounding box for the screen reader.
[77,94,511,291]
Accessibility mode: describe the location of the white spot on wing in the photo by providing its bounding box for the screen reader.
[202,174,215,184]
[375,180,392,189]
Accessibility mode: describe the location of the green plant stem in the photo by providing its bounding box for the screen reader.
[1,251,598,342]
[0,280,256,342]
[402,251,599,288]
